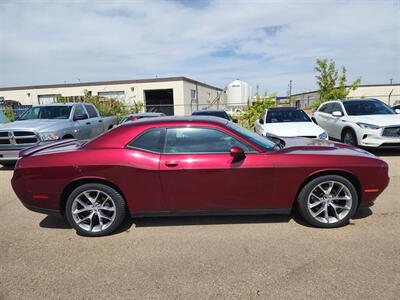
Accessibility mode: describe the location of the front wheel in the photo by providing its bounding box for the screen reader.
[297,175,358,228]
[342,129,358,147]
[65,183,126,236]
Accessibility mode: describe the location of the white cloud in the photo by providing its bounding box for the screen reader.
[0,0,399,95]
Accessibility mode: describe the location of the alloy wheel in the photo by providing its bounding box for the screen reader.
[307,181,352,224]
[343,132,355,145]
[71,190,116,233]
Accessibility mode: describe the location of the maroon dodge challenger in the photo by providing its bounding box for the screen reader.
[12,116,389,236]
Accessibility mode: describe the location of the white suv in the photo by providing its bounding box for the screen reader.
[312,99,400,148]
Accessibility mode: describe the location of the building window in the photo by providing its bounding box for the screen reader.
[97,91,125,100]
[38,94,58,104]
[191,89,196,99]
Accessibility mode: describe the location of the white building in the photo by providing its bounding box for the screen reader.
[290,83,400,109]
[0,76,223,116]
[226,79,252,110]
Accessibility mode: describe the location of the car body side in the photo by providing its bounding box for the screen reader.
[12,119,389,216]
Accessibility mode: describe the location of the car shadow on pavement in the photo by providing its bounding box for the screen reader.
[40,215,72,229]
[367,149,400,157]
[132,214,291,228]
[39,208,372,234]
[39,214,291,233]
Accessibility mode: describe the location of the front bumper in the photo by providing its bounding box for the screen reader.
[0,149,21,162]
[358,133,400,148]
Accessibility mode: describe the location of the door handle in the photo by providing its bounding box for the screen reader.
[98,120,103,123]
[165,160,179,167]
[86,122,91,125]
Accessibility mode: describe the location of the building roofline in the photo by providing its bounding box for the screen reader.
[0,76,223,92]
[290,83,399,97]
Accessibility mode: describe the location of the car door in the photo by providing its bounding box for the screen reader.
[325,103,345,140]
[316,103,334,136]
[159,126,275,211]
[72,104,91,139]
[84,104,104,138]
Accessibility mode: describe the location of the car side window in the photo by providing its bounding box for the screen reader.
[127,128,163,153]
[74,105,88,119]
[319,103,333,114]
[332,103,344,114]
[164,127,254,154]
[84,104,98,118]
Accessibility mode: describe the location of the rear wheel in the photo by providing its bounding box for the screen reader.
[342,129,358,147]
[297,175,358,228]
[65,183,126,236]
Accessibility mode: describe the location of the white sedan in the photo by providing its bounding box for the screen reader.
[254,107,328,140]
[312,99,400,148]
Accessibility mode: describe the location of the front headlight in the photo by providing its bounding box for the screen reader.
[318,132,328,140]
[356,123,381,130]
[39,132,59,141]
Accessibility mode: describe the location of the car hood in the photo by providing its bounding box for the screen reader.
[279,137,376,158]
[0,119,70,132]
[263,122,324,137]
[347,114,400,126]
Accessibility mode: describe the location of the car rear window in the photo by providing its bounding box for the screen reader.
[127,128,163,153]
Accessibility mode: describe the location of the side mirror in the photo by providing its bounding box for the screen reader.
[74,114,88,121]
[230,146,245,161]
[332,111,343,118]
[232,118,238,123]
[259,118,264,124]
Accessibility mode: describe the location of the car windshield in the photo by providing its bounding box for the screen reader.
[343,100,395,115]
[266,109,311,123]
[228,122,278,151]
[193,111,230,120]
[18,106,72,120]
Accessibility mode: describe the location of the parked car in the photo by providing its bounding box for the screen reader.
[0,103,117,166]
[12,116,389,236]
[255,107,328,140]
[312,99,400,148]
[0,111,8,124]
[120,112,165,124]
[392,104,400,113]
[192,109,237,122]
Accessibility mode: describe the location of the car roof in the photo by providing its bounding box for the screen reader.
[122,115,229,126]
[192,109,228,114]
[34,103,84,106]
[323,98,380,104]
[267,107,301,111]
[127,112,164,117]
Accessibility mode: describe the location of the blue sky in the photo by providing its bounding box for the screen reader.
[0,0,399,95]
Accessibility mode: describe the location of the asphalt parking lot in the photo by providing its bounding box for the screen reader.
[0,150,399,299]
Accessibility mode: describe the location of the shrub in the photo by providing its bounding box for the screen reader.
[56,90,144,122]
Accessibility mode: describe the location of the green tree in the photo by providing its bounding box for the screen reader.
[312,58,361,109]
[237,93,276,130]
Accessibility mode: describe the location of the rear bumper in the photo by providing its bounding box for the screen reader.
[11,170,61,215]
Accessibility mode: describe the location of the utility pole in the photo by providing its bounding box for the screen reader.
[390,78,393,85]
[288,80,292,106]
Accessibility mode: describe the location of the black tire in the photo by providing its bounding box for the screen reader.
[297,175,358,228]
[65,183,126,237]
[342,129,358,147]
